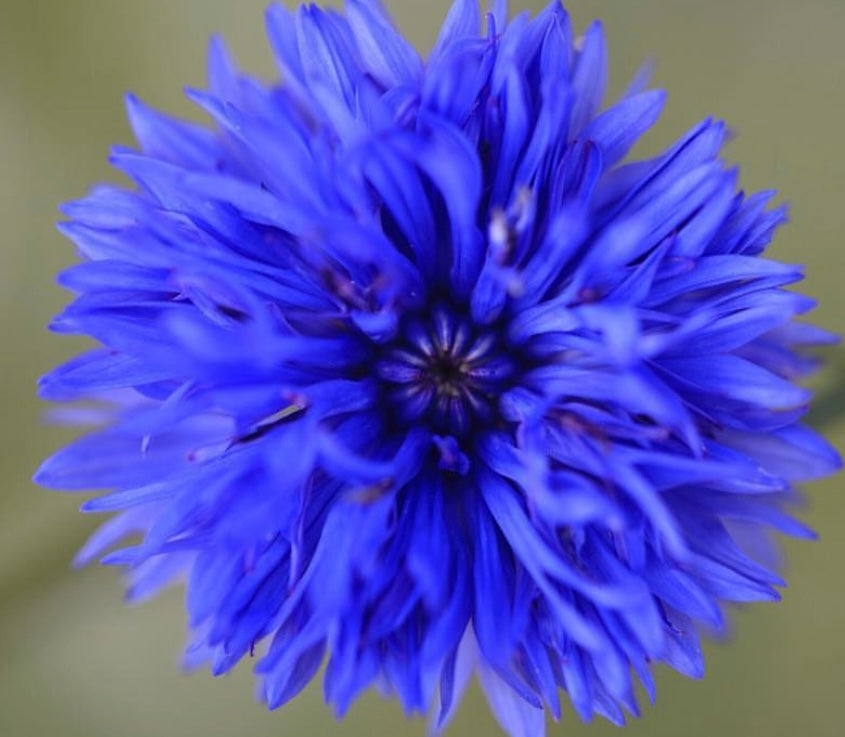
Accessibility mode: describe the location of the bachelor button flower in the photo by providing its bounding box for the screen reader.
[37,1,840,735]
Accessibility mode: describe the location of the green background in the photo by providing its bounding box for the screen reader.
[1,1,843,735]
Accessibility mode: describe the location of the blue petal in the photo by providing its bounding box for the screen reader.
[266,642,326,709]
[431,0,481,62]
[400,117,485,297]
[126,94,219,168]
[39,350,175,401]
[569,21,607,136]
[207,35,239,104]
[265,4,305,81]
[716,424,842,481]
[645,255,801,305]
[346,0,423,88]
[659,355,812,410]
[423,38,494,127]
[479,666,546,737]
[296,5,361,107]
[581,90,665,167]
[660,609,705,678]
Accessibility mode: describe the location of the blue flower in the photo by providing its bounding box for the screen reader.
[37,1,840,735]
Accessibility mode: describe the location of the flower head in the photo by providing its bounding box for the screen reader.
[37,1,840,735]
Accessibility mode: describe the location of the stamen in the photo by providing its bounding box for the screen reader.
[377,307,516,435]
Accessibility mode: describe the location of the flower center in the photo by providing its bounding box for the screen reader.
[376,306,516,436]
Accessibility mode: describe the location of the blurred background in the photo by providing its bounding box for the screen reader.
[1,0,843,735]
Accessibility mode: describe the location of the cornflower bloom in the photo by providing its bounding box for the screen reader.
[37,1,840,735]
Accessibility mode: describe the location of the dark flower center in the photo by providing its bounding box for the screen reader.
[376,305,516,436]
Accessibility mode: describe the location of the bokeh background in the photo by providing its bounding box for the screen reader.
[1,0,844,735]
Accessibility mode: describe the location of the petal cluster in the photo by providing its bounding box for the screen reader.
[37,1,839,736]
